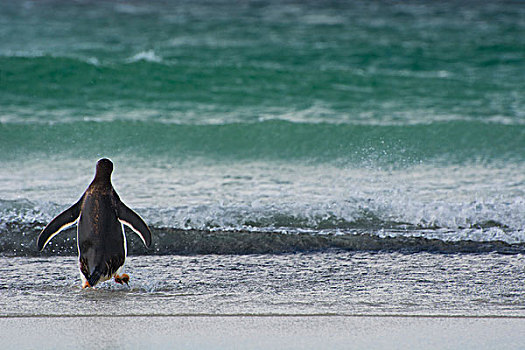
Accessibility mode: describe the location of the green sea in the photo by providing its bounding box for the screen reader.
[2,0,524,250]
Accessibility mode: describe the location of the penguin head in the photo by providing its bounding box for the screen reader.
[95,158,114,180]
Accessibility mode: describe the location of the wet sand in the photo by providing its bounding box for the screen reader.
[1,315,523,350]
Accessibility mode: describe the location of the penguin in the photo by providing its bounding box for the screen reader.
[37,158,152,288]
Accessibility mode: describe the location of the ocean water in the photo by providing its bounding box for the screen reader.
[0,0,524,320]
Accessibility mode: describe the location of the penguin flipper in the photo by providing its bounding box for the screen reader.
[117,202,152,248]
[37,196,83,251]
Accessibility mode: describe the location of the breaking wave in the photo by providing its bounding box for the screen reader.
[1,220,523,257]
[1,193,524,257]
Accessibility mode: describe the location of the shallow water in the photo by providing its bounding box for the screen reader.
[1,252,523,317]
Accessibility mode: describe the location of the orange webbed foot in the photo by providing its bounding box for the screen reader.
[114,274,130,286]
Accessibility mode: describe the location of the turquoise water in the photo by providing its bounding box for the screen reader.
[0,0,524,253]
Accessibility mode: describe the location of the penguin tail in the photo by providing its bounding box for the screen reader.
[86,269,102,288]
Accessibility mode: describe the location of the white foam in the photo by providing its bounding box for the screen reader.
[127,50,162,63]
[2,159,524,244]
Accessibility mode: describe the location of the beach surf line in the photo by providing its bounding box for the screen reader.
[1,313,524,319]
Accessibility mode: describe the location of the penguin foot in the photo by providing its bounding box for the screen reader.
[114,274,130,286]
[82,280,91,289]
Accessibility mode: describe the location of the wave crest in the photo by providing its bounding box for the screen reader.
[1,221,523,257]
[126,50,163,63]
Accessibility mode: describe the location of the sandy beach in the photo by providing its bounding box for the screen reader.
[1,315,524,350]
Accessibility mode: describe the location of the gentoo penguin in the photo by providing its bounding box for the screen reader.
[37,158,152,288]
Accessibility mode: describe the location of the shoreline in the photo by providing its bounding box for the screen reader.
[1,313,525,319]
